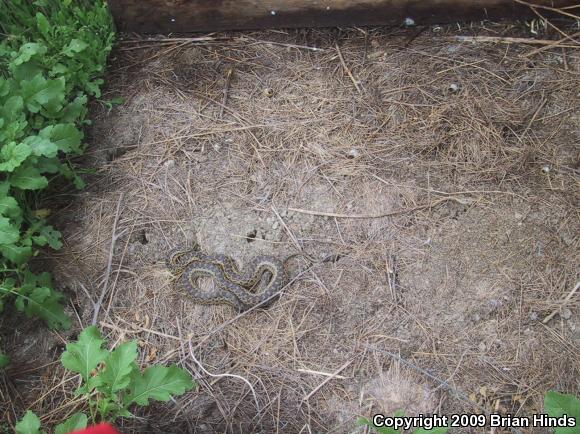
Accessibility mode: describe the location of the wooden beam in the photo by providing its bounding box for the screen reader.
[108,0,577,34]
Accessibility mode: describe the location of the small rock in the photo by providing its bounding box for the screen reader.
[561,308,572,320]
[272,221,279,230]
[347,149,359,159]
[478,342,487,352]
[448,83,460,93]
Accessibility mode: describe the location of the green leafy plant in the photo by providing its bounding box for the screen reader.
[544,391,580,434]
[0,0,115,344]
[14,327,196,433]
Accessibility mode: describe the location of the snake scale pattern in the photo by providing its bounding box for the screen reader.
[166,246,286,311]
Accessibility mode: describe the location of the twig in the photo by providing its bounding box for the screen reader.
[523,31,580,57]
[514,0,580,20]
[288,197,469,219]
[301,359,352,401]
[100,320,182,341]
[542,281,580,324]
[141,125,267,147]
[188,340,262,419]
[219,67,234,119]
[453,35,579,49]
[296,368,346,379]
[247,39,324,52]
[91,193,125,325]
[335,42,362,94]
[520,96,547,139]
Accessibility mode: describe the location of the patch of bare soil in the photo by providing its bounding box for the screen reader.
[3,21,579,434]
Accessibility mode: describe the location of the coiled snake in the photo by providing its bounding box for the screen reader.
[166,246,287,311]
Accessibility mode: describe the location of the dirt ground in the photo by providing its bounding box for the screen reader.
[2,19,579,434]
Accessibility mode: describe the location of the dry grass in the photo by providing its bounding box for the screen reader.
[1,16,579,434]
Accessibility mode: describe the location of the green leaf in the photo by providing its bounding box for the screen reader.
[24,135,58,158]
[54,413,87,434]
[0,95,25,124]
[0,353,9,368]
[10,165,49,190]
[59,95,87,123]
[39,124,83,153]
[0,244,32,266]
[0,141,32,172]
[101,341,138,392]
[35,13,50,36]
[125,365,195,406]
[20,75,65,114]
[544,391,580,434]
[0,217,20,245]
[15,410,43,434]
[61,326,108,381]
[12,43,47,66]
[32,225,62,249]
[110,96,125,105]
[63,39,88,57]
[0,194,21,219]
[19,286,71,330]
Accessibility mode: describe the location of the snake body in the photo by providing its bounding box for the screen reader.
[167,246,286,310]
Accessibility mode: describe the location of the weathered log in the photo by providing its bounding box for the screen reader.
[108,0,576,34]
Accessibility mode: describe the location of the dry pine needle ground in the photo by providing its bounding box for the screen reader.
[1,19,579,434]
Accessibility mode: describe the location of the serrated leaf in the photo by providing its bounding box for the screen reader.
[125,365,195,406]
[0,243,32,265]
[24,135,58,158]
[12,43,47,66]
[54,413,87,434]
[0,141,32,172]
[59,95,87,123]
[32,225,62,249]
[39,124,83,153]
[20,75,65,114]
[0,194,21,219]
[12,62,45,83]
[0,216,20,245]
[1,95,24,123]
[544,391,580,434]
[20,286,71,330]
[15,410,43,434]
[61,326,108,381]
[101,341,138,392]
[63,39,88,57]
[10,165,49,190]
[85,79,103,98]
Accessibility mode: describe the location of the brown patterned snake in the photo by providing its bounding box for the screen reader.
[166,246,288,311]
